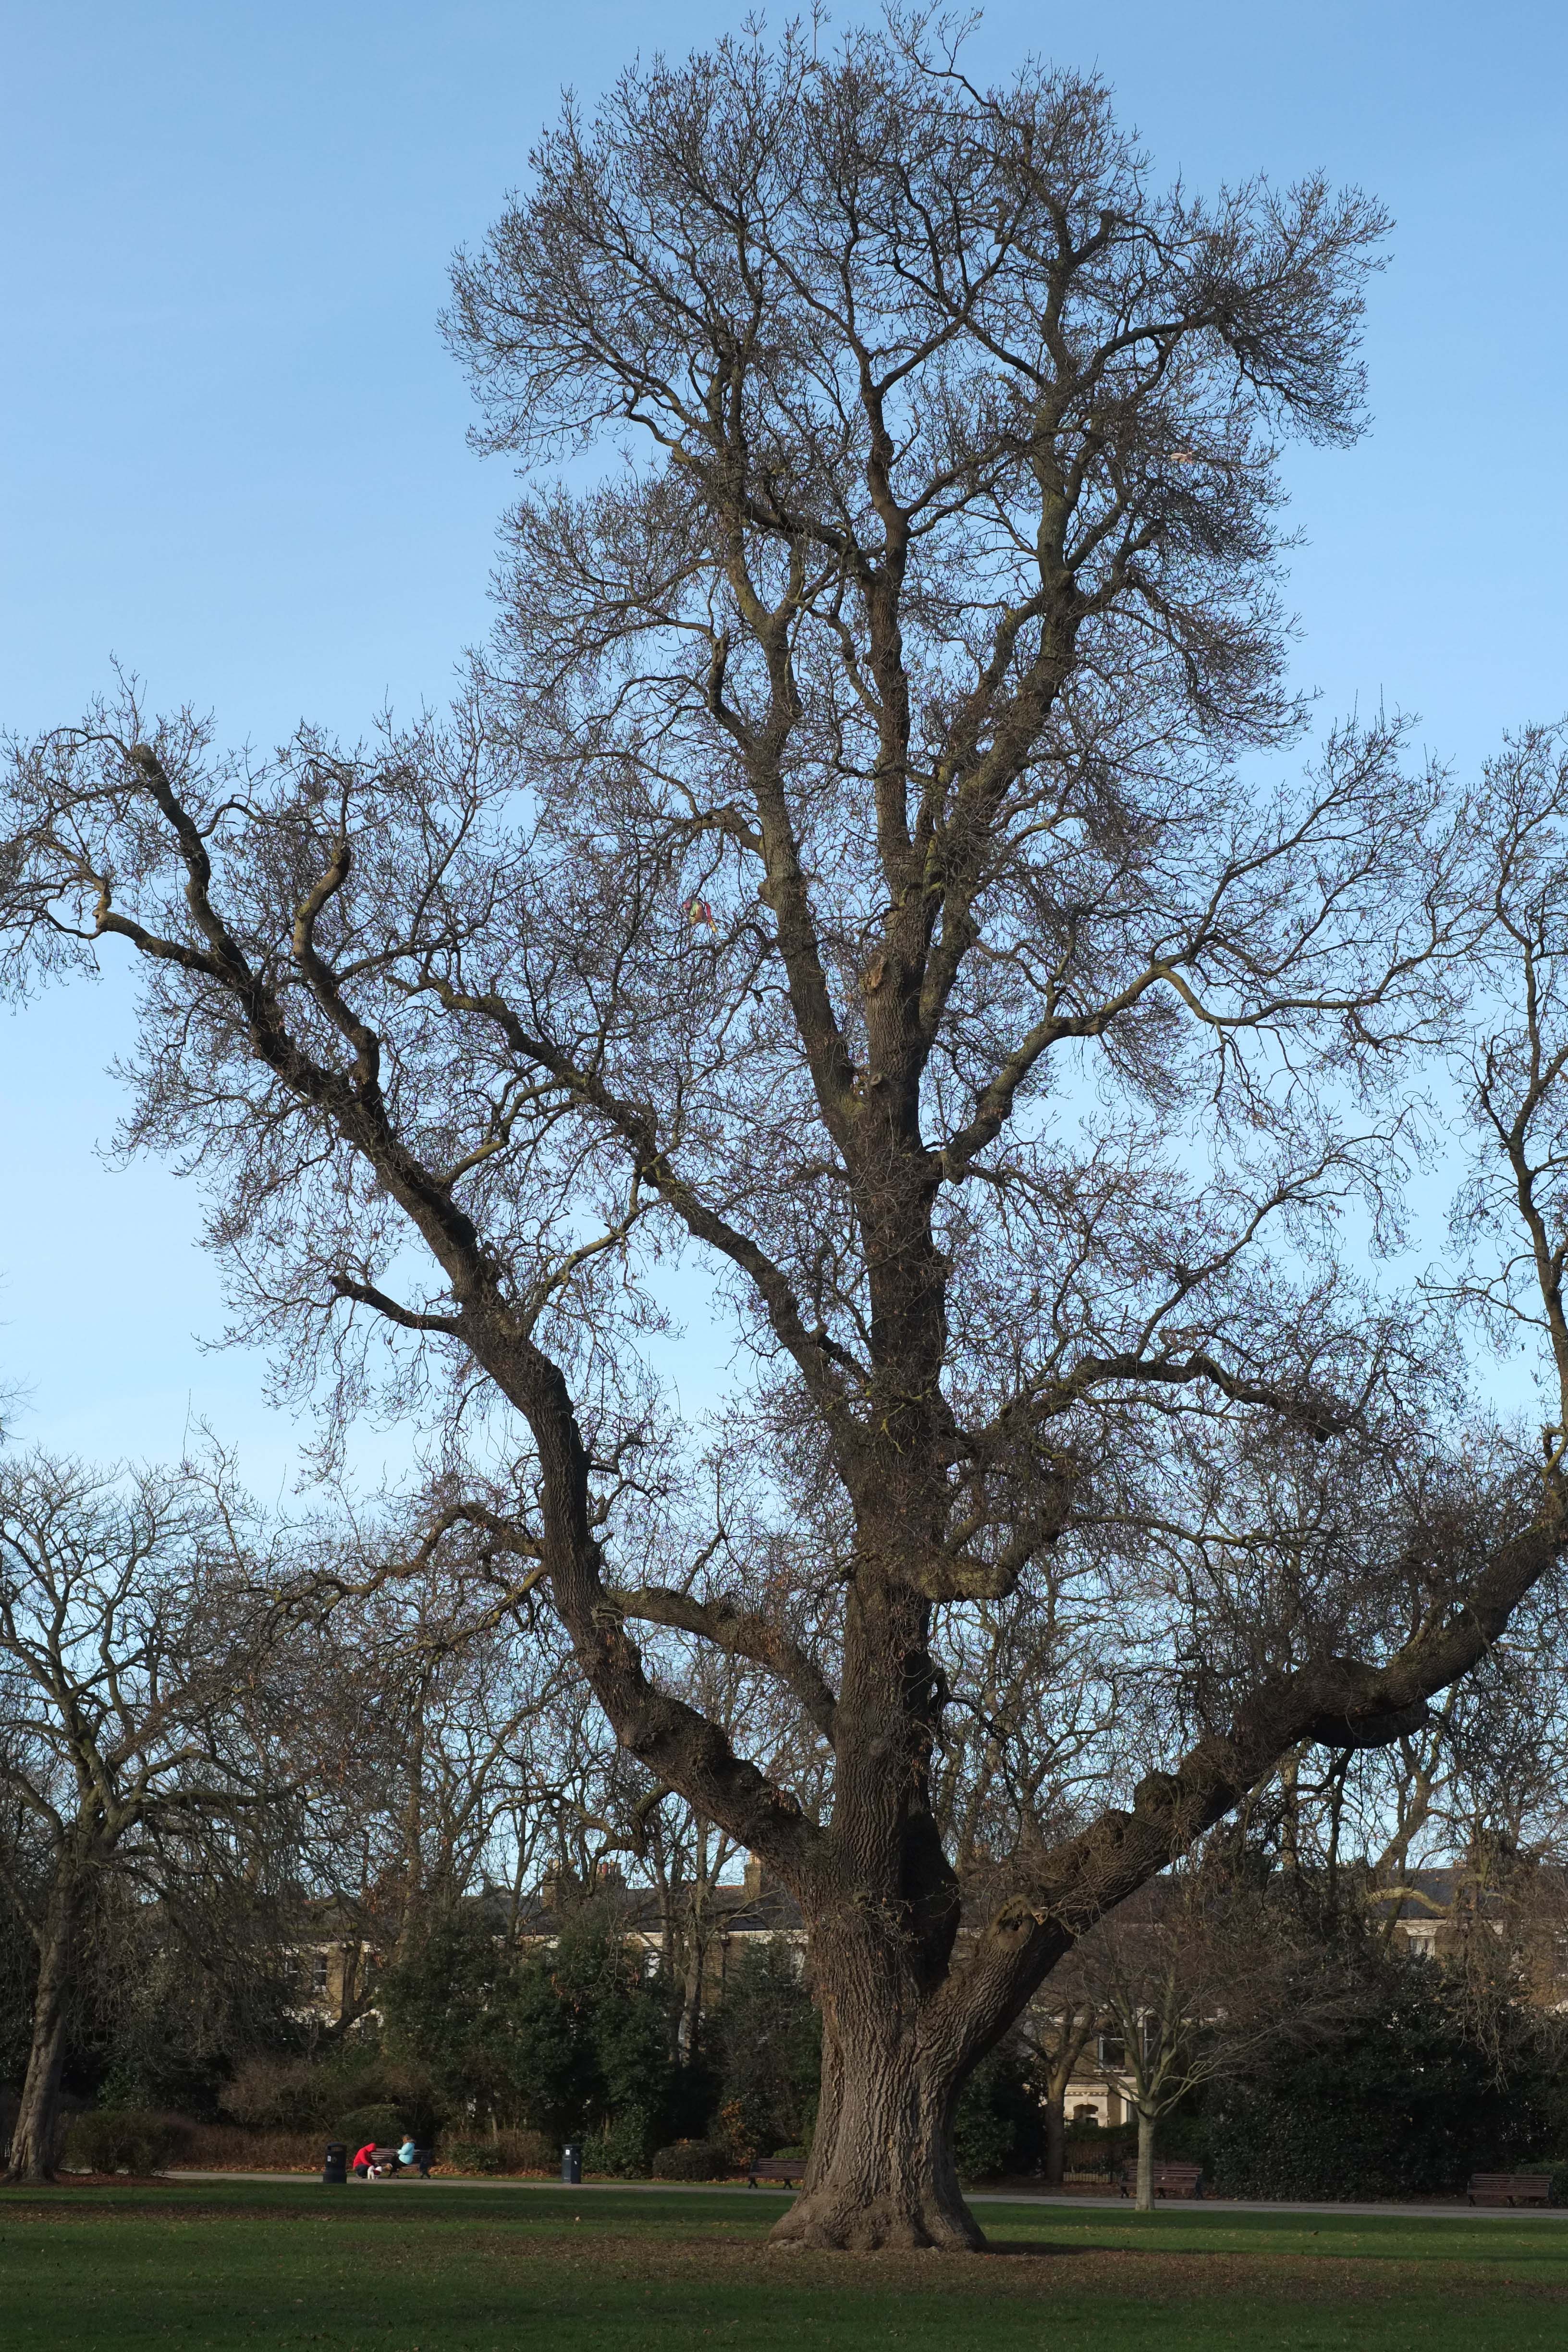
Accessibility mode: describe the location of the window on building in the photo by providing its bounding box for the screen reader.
[312,1951,330,1993]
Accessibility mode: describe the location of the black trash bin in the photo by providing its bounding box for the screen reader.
[561,2144,582,2186]
[323,2142,348,2186]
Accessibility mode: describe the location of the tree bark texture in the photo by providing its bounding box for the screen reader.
[1043,2093,1066,2189]
[5,1872,81,2184]
[1134,2107,1157,2214]
[772,1904,984,2251]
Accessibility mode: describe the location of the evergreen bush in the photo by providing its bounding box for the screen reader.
[66,2108,191,2175]
[650,2138,731,2179]
[377,1904,678,2154]
[1201,1967,1568,2200]
[703,1944,820,2158]
[438,2132,553,2175]
[952,2049,1047,2179]
[335,2103,406,2149]
[583,2107,655,2176]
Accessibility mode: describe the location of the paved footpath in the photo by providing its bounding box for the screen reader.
[160,2172,1568,2222]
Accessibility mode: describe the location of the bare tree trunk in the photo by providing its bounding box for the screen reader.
[678,1919,704,2061]
[1280,1750,1300,1877]
[677,1842,708,2062]
[1043,2087,1067,2188]
[6,1871,81,2184]
[769,1909,983,2252]
[391,1668,430,1967]
[1134,2106,1157,2213]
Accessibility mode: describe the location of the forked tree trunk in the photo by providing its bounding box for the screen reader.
[769,1914,984,2252]
[6,1873,81,2184]
[1134,2105,1157,2213]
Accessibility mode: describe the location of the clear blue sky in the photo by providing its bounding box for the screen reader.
[2,1,1564,1492]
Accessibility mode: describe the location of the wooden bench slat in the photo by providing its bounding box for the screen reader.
[1467,2172,1553,2205]
[1118,2160,1204,2199]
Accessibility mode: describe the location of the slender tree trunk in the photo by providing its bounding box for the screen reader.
[679,1866,707,2062]
[1043,2087,1066,2187]
[1134,2105,1157,2213]
[1280,1751,1300,1877]
[6,1870,82,2184]
[654,1867,684,2061]
[392,1673,429,1967]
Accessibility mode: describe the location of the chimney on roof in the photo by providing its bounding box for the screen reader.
[743,1852,765,1899]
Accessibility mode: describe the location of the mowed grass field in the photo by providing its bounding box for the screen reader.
[4,2179,1568,2351]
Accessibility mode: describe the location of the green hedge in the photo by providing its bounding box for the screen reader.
[441,2128,554,2174]
[67,2108,192,2175]
[1200,1976,1568,2200]
[583,2107,657,2177]
[650,2139,731,2179]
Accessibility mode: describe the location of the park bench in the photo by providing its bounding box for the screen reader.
[747,2156,808,2187]
[1467,2173,1553,2206]
[357,2146,431,2179]
[1119,2160,1204,2199]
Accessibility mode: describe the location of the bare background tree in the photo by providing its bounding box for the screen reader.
[5,17,1568,2247]
[1074,1859,1344,2209]
[0,1453,288,2180]
[275,1490,576,2011]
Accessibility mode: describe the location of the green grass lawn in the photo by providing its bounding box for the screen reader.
[4,2178,1568,2351]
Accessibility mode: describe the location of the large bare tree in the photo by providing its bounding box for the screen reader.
[5,21,1568,2246]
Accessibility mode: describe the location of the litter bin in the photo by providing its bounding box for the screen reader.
[561,2143,582,2186]
[323,2142,348,2186]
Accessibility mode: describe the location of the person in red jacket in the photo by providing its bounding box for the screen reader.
[350,2141,378,2180]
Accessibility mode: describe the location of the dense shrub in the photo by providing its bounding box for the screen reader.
[222,2053,444,2143]
[335,2103,407,2149]
[1202,1967,1568,2200]
[0,1882,38,2090]
[378,1905,678,2154]
[66,2107,191,2175]
[179,2124,321,2171]
[1060,2121,1135,2176]
[222,2053,329,2129]
[704,1944,820,2159]
[710,2097,757,2167]
[377,1912,533,2127]
[583,2107,656,2177]
[441,2128,553,2175]
[953,2049,1047,2180]
[650,2138,731,2179]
